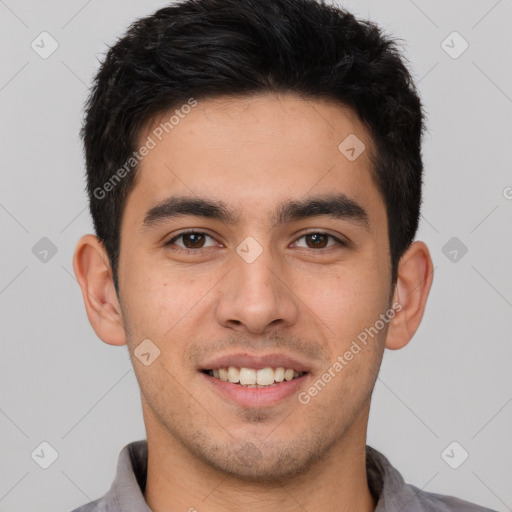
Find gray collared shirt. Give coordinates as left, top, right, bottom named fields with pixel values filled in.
left=70, top=440, right=497, bottom=512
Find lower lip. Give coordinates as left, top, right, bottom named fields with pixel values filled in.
left=200, top=372, right=309, bottom=407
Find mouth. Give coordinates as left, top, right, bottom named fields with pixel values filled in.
left=198, top=353, right=313, bottom=407
left=201, top=366, right=308, bottom=388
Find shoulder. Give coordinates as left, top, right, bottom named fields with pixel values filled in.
left=68, top=498, right=106, bottom=512
left=366, top=445, right=497, bottom=512
left=68, top=439, right=149, bottom=512
left=404, top=483, right=498, bottom=512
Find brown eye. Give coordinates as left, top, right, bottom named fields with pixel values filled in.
left=305, top=233, right=328, bottom=248
left=165, top=232, right=217, bottom=250
left=181, top=233, right=206, bottom=248
left=294, top=233, right=344, bottom=250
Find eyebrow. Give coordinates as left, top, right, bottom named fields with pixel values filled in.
left=142, top=193, right=370, bottom=231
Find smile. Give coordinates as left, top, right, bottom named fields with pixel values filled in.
left=203, top=366, right=306, bottom=387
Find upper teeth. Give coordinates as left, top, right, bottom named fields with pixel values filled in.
left=210, top=367, right=302, bottom=385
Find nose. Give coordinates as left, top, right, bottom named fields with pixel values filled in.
left=214, top=244, right=299, bottom=335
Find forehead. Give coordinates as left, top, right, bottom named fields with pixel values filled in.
left=125, top=93, right=386, bottom=229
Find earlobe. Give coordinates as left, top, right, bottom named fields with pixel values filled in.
left=385, top=241, right=434, bottom=350
left=72, top=234, right=127, bottom=346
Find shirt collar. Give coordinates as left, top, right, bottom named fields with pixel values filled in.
left=100, top=440, right=152, bottom=512
left=93, top=440, right=427, bottom=512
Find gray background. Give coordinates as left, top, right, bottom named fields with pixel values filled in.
left=0, top=0, right=511, bottom=511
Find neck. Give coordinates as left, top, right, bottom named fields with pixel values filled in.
left=143, top=408, right=376, bottom=512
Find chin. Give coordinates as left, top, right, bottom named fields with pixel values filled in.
left=196, top=438, right=324, bottom=483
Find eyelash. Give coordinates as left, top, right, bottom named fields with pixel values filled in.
left=163, top=230, right=347, bottom=252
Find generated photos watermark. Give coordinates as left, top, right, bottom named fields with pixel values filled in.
left=93, top=97, right=198, bottom=200
left=298, top=301, right=403, bottom=405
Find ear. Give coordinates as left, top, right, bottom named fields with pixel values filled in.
left=72, top=234, right=127, bottom=346
left=385, top=241, right=434, bottom=350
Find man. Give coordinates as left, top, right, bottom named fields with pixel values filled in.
left=70, top=0, right=497, bottom=510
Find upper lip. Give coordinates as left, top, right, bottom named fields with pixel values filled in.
left=200, top=353, right=312, bottom=373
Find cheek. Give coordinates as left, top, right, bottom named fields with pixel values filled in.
left=293, top=257, right=389, bottom=343
left=121, top=257, right=216, bottom=345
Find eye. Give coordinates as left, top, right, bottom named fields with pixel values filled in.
left=163, top=230, right=347, bottom=252
left=164, top=231, right=219, bottom=250
left=293, top=232, right=346, bottom=250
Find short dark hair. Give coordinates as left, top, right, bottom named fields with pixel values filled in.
left=82, top=0, right=426, bottom=294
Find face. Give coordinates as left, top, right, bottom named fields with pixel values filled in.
left=117, top=93, right=393, bottom=481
